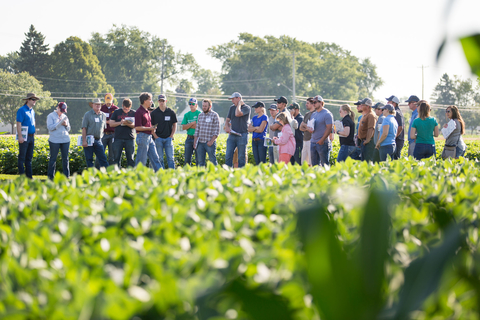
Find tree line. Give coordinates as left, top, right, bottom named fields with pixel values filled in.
left=1, top=24, right=479, bottom=134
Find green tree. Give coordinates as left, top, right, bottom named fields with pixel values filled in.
left=208, top=33, right=383, bottom=103
left=17, top=25, right=50, bottom=78
left=0, top=52, right=20, bottom=74
left=194, top=68, right=222, bottom=96
left=0, top=70, right=56, bottom=133
left=44, top=36, right=114, bottom=132
left=431, top=73, right=456, bottom=105
left=90, top=25, right=198, bottom=96
left=174, top=79, right=194, bottom=113
left=452, top=76, right=477, bottom=106
left=357, top=58, right=384, bottom=98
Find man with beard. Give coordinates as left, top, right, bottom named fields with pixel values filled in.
left=194, top=99, right=220, bottom=166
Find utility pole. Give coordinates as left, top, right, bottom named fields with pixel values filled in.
left=419, top=65, right=429, bottom=99
left=292, top=52, right=296, bottom=102
left=160, top=42, right=166, bottom=93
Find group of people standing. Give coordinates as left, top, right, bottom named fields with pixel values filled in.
left=15, top=91, right=468, bottom=179
left=16, top=92, right=220, bottom=179
left=335, top=95, right=467, bottom=162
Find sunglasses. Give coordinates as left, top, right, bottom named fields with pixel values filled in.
left=29, top=98, right=37, bottom=101
left=189, top=103, right=196, bottom=106
left=445, top=110, right=451, bottom=113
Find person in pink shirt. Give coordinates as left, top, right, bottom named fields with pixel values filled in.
left=273, top=112, right=296, bottom=164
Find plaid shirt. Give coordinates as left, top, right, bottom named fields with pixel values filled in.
left=194, top=110, right=220, bottom=143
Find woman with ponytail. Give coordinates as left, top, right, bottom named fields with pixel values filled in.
left=336, top=104, right=356, bottom=162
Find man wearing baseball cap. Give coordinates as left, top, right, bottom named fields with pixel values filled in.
left=151, top=94, right=177, bottom=169
left=405, top=95, right=420, bottom=157
left=47, top=102, right=71, bottom=179
left=97, top=93, right=118, bottom=167
left=308, top=95, right=334, bottom=166
left=372, top=102, right=385, bottom=162
left=299, top=97, right=315, bottom=165
left=274, top=96, right=288, bottom=113
left=82, top=98, right=109, bottom=168
left=357, top=98, right=377, bottom=162
left=17, top=93, right=40, bottom=178
left=109, top=98, right=136, bottom=168
left=181, top=97, right=201, bottom=166
left=287, top=102, right=304, bottom=165
left=386, top=95, right=404, bottom=159
left=224, top=92, right=251, bottom=168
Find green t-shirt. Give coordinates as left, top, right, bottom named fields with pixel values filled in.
left=181, top=110, right=201, bottom=136
left=412, top=117, right=438, bottom=144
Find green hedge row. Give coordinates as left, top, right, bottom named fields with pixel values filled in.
left=1, top=134, right=479, bottom=175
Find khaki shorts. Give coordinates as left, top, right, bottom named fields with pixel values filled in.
left=302, top=140, right=311, bottom=165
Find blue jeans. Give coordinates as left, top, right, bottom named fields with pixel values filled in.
left=113, top=138, right=135, bottom=168
left=197, top=141, right=217, bottom=166
left=393, top=138, right=404, bottom=160
left=414, top=143, right=436, bottom=160
left=225, top=133, right=248, bottom=167
left=184, top=137, right=195, bottom=166
left=135, top=132, right=161, bottom=171
left=337, top=145, right=357, bottom=162
left=290, top=143, right=302, bottom=165
left=252, top=139, right=267, bottom=165
left=48, top=141, right=70, bottom=179
left=18, top=135, right=35, bottom=178
left=96, top=133, right=115, bottom=168
left=379, top=144, right=396, bottom=161
left=155, top=137, right=175, bottom=169
left=456, top=145, right=466, bottom=158
left=311, top=141, right=331, bottom=166
left=84, top=139, right=109, bottom=168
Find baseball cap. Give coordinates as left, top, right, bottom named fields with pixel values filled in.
left=229, top=92, right=242, bottom=99
left=274, top=96, right=288, bottom=104
left=405, top=95, right=420, bottom=103
left=287, top=102, right=300, bottom=110
left=360, top=98, right=373, bottom=107
left=189, top=97, right=197, bottom=104
left=386, top=95, right=400, bottom=104
left=313, top=95, right=324, bottom=102
left=105, top=93, right=113, bottom=103
left=58, top=102, right=68, bottom=113
left=158, top=94, right=167, bottom=101
left=353, top=100, right=362, bottom=106
left=373, top=102, right=385, bottom=109
left=268, top=104, right=278, bottom=110
left=252, top=101, right=265, bottom=109
left=381, top=104, right=395, bottom=112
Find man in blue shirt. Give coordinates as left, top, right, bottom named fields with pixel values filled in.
left=16, top=93, right=39, bottom=178
left=406, top=95, right=420, bottom=157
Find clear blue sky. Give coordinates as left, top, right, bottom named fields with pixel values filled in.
left=1, top=0, right=479, bottom=103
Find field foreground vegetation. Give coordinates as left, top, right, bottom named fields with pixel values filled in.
left=0, top=159, right=480, bottom=319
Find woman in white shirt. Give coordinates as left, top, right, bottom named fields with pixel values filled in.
left=47, top=102, right=71, bottom=179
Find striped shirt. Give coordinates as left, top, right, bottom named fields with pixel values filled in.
left=194, top=110, right=220, bottom=143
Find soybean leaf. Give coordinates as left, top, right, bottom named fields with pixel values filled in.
left=358, top=189, right=393, bottom=319
left=297, top=200, right=363, bottom=320
left=460, top=34, right=480, bottom=77
left=392, top=225, right=462, bottom=320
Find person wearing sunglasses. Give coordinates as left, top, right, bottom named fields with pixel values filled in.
left=442, top=105, right=467, bottom=158
left=17, top=93, right=40, bottom=178
left=405, top=95, right=420, bottom=157
left=47, top=102, right=71, bottom=179
left=151, top=94, right=177, bottom=169
left=181, top=98, right=201, bottom=166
